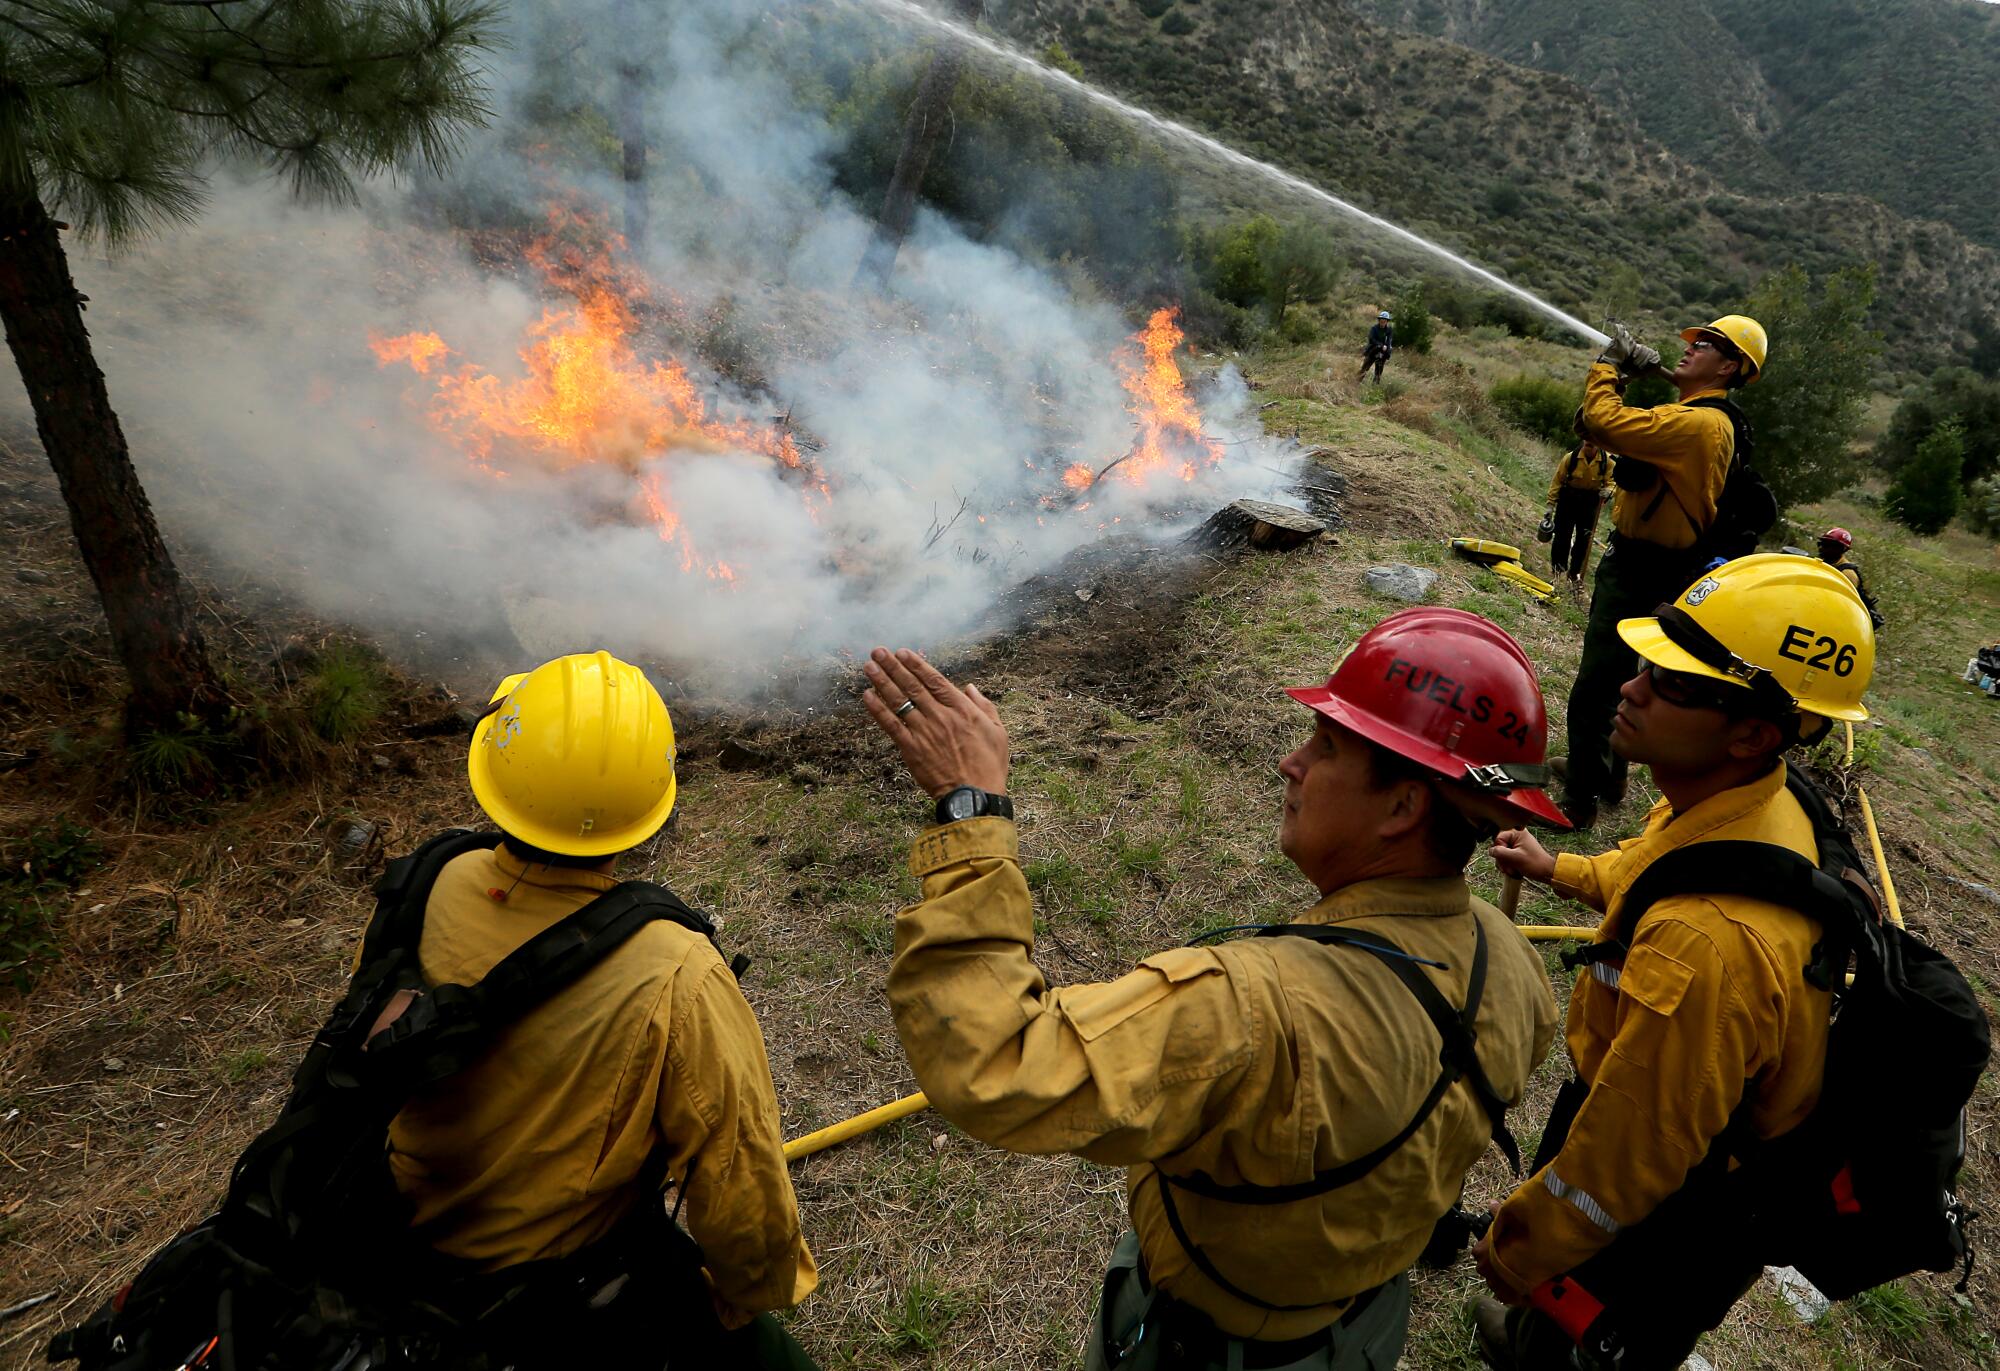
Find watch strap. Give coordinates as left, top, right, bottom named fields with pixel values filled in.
left=935, top=787, right=1014, bottom=825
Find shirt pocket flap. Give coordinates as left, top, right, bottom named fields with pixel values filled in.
left=1620, top=942, right=1695, bottom=1017
left=1061, top=947, right=1223, bottom=1043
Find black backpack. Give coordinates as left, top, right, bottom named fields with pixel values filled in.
left=48, top=830, right=728, bottom=1371
left=1576, top=768, right=1988, bottom=1300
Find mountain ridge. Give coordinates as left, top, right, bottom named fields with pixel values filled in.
left=992, top=0, right=2000, bottom=368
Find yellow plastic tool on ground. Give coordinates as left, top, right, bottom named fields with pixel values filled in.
left=1449, top=538, right=1555, bottom=601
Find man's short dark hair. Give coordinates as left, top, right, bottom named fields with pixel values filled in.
left=1718, top=340, right=1751, bottom=390
left=500, top=834, right=622, bottom=869
left=1363, top=742, right=1479, bottom=870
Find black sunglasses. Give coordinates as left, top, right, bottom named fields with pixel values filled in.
left=1646, top=663, right=1750, bottom=713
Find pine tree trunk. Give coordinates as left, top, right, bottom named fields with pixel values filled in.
left=613, top=0, right=649, bottom=252
left=0, top=189, right=229, bottom=733
left=857, top=1, right=982, bottom=288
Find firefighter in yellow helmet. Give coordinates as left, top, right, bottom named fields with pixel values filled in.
left=1552, top=313, right=1770, bottom=830
left=1472, top=556, right=1873, bottom=1370
left=386, top=652, right=820, bottom=1368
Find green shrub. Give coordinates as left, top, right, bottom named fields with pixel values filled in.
left=1490, top=374, right=1582, bottom=448
left=1964, top=473, right=2000, bottom=535
left=1159, top=8, right=1194, bottom=33
left=305, top=642, right=387, bottom=744
left=1, top=818, right=100, bottom=988
left=131, top=717, right=231, bottom=789
left=1886, top=418, right=1965, bottom=536
left=1391, top=280, right=1435, bottom=354
left=1486, top=183, right=1525, bottom=218
left=1134, top=0, right=1172, bottom=17
left=1202, top=214, right=1280, bottom=308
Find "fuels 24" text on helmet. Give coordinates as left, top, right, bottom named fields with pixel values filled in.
left=1617, top=554, right=1872, bottom=723
left=1285, top=607, right=1569, bottom=829
left=468, top=651, right=679, bottom=857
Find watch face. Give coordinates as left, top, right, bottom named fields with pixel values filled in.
left=947, top=790, right=978, bottom=821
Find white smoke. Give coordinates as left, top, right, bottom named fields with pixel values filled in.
left=28, top=0, right=1300, bottom=697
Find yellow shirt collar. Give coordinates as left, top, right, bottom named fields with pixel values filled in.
left=1297, top=874, right=1471, bottom=926
left=491, top=844, right=621, bottom=896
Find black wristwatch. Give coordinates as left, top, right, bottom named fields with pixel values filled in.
left=935, top=786, right=1014, bottom=825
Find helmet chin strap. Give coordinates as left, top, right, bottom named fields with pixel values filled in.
left=1433, top=781, right=1513, bottom=838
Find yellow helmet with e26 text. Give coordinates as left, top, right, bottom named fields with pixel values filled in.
left=1616, top=554, right=1872, bottom=723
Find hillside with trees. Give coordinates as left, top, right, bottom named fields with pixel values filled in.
left=1354, top=0, right=2000, bottom=256
left=990, top=0, right=2000, bottom=370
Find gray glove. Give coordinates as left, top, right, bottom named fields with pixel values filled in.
left=1596, top=323, right=1661, bottom=377
left=1596, top=322, right=1638, bottom=369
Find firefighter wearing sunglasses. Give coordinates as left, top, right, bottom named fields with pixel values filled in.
left=1472, top=555, right=1875, bottom=1370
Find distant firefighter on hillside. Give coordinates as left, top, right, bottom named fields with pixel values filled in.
left=1359, top=309, right=1395, bottom=383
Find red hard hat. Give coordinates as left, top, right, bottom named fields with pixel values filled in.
left=1820, top=527, right=1853, bottom=549
left=1285, top=608, right=1569, bottom=829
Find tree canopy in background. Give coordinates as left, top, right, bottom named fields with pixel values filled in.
left=0, top=0, right=496, bottom=243
left=1887, top=419, right=1965, bottom=537
left=1879, top=369, right=2000, bottom=494
left=1734, top=263, right=1880, bottom=510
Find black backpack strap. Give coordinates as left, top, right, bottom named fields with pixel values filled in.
left=364, top=882, right=719, bottom=1089
left=1153, top=918, right=1519, bottom=1312
left=1595, top=771, right=1876, bottom=988
left=1685, top=395, right=1753, bottom=459
left=358, top=829, right=503, bottom=972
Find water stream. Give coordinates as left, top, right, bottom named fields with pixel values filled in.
left=849, top=0, right=1609, bottom=347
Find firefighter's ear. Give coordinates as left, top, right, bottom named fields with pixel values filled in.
left=1726, top=715, right=1786, bottom=763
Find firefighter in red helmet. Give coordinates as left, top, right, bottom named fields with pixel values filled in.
left=859, top=610, right=1564, bottom=1371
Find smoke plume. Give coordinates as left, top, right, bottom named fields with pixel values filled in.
left=20, top=0, right=1300, bottom=698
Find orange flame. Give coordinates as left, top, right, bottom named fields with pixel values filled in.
left=372, top=202, right=818, bottom=579
left=1062, top=463, right=1096, bottom=491
left=369, top=329, right=451, bottom=374
left=1110, top=307, right=1223, bottom=485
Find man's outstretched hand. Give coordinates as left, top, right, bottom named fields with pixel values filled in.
left=862, top=647, right=1010, bottom=801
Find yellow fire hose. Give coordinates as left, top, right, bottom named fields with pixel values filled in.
left=782, top=879, right=1592, bottom=1164
left=1845, top=722, right=1904, bottom=928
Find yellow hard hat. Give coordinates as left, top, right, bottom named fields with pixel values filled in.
left=467, top=651, right=678, bottom=856
left=1680, top=314, right=1768, bottom=384
left=1617, top=554, right=1871, bottom=722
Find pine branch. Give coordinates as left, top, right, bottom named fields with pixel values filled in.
left=0, top=0, right=498, bottom=240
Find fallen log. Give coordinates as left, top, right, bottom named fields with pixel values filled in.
left=1188, top=499, right=1328, bottom=552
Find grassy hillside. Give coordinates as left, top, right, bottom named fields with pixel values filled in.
left=1357, top=0, right=2000, bottom=255
left=3, top=303, right=1996, bottom=1368
left=990, top=0, right=2000, bottom=367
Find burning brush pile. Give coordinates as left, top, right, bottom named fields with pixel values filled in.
left=54, top=174, right=1310, bottom=703
left=368, top=202, right=1256, bottom=579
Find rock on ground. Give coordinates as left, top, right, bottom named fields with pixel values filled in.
left=1362, top=564, right=1438, bottom=602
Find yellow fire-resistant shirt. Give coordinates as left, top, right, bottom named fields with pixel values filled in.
left=383, top=846, right=818, bottom=1315
left=888, top=818, right=1558, bottom=1341
left=1579, top=363, right=1734, bottom=550
left=1486, top=763, right=1832, bottom=1294
left=1545, top=443, right=1612, bottom=504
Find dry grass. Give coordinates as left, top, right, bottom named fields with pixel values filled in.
left=3, top=334, right=1997, bottom=1371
